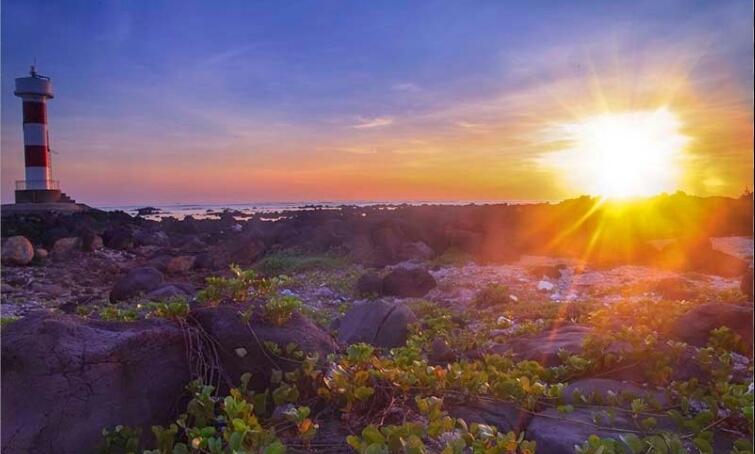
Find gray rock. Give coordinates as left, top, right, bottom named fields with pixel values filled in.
left=670, top=303, right=753, bottom=354
left=1, top=236, right=34, bottom=266
left=491, top=325, right=592, bottom=366
left=356, top=272, right=383, bottom=296
left=146, top=283, right=194, bottom=301
left=447, top=398, right=530, bottom=434
left=382, top=266, right=437, bottom=298
left=338, top=300, right=417, bottom=348
left=190, top=305, right=336, bottom=390
left=110, top=267, right=164, bottom=302
left=51, top=237, right=82, bottom=259
left=0, top=313, right=190, bottom=453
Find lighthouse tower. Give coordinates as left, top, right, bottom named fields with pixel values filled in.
left=13, top=66, right=73, bottom=204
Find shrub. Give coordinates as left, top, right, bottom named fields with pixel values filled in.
left=255, top=250, right=348, bottom=276
left=263, top=295, right=302, bottom=326
left=474, top=284, right=511, bottom=308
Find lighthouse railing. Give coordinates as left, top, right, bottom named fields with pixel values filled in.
left=15, top=180, right=60, bottom=191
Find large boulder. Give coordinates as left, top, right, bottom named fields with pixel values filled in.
left=190, top=305, right=336, bottom=390
left=491, top=325, right=592, bottom=367
left=527, top=406, right=735, bottom=454
left=166, top=255, right=196, bottom=274
left=1, top=236, right=34, bottom=266
left=382, top=266, right=437, bottom=298
left=109, top=267, right=164, bottom=302
left=657, top=238, right=748, bottom=277
left=338, top=300, right=417, bottom=348
left=51, top=236, right=82, bottom=259
left=356, top=272, right=384, bottom=296
left=447, top=398, right=530, bottom=434
left=669, top=303, right=753, bottom=353
left=1, top=313, right=190, bottom=454
left=103, top=226, right=134, bottom=251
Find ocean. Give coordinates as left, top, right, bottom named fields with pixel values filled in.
left=98, top=200, right=541, bottom=221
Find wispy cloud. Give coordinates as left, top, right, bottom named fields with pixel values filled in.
left=392, top=82, right=421, bottom=93
left=352, top=116, right=394, bottom=129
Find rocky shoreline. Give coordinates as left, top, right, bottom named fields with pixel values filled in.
left=1, top=195, right=753, bottom=453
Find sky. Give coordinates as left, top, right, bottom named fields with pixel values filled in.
left=1, top=0, right=752, bottom=206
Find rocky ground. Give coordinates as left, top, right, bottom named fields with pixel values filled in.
left=1, top=199, right=753, bottom=453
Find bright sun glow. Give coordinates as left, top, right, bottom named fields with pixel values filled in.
left=543, top=108, right=689, bottom=198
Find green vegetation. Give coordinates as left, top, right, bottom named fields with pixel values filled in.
left=99, top=266, right=753, bottom=454
left=254, top=249, right=349, bottom=276
left=0, top=316, right=19, bottom=328
left=262, top=295, right=302, bottom=326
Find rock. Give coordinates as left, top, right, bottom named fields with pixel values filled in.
left=166, top=255, right=196, bottom=274
left=529, top=264, right=566, bottom=279
left=1, top=313, right=190, bottom=453
left=492, top=325, right=592, bottom=367
left=51, top=236, right=82, bottom=258
left=190, top=305, right=336, bottom=390
left=146, top=283, right=195, bottom=301
left=447, top=398, right=530, bottom=434
left=653, top=277, right=694, bottom=300
left=669, top=303, right=753, bottom=353
left=741, top=268, right=753, bottom=300
left=31, top=283, right=66, bottom=297
left=79, top=229, right=103, bottom=252
left=1, top=236, right=34, bottom=266
left=398, top=241, right=434, bottom=261
left=103, top=226, right=134, bottom=250
left=536, top=280, right=555, bottom=292
left=356, top=272, right=384, bottom=296
left=382, top=266, right=437, bottom=298
left=562, top=378, right=669, bottom=408
left=34, top=247, right=49, bottom=260
left=428, top=338, right=455, bottom=363
left=527, top=406, right=736, bottom=454
left=657, top=238, right=748, bottom=277
left=110, top=267, right=164, bottom=302
left=338, top=300, right=417, bottom=348
left=136, top=206, right=161, bottom=216
left=133, top=230, right=170, bottom=248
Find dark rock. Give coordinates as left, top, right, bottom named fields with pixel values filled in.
left=51, top=237, right=82, bottom=259
left=136, top=206, right=161, bottom=216
left=0, top=313, right=189, bottom=454
left=447, top=398, right=530, bottom=434
left=190, top=305, right=336, bottom=390
left=428, top=338, right=455, bottom=363
left=337, top=300, right=417, bottom=348
left=657, top=238, right=748, bottom=277
left=1, top=236, right=35, bottom=266
left=653, top=277, right=695, bottom=300
left=110, top=267, right=164, bottom=302
left=741, top=268, right=753, bottom=300
left=382, top=266, right=437, bottom=298
left=133, top=229, right=170, bottom=247
left=669, top=303, right=753, bottom=353
left=356, top=272, right=384, bottom=296
left=528, top=264, right=567, bottom=279
left=397, top=241, right=434, bottom=261
left=103, top=226, right=134, bottom=250
left=491, top=325, right=592, bottom=367
left=146, top=283, right=195, bottom=301
left=562, top=378, right=669, bottom=408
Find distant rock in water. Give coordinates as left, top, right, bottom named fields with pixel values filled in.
left=135, top=206, right=162, bottom=216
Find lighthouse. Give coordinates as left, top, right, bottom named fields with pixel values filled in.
left=13, top=66, right=74, bottom=204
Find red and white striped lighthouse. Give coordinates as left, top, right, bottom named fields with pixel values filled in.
left=14, top=65, right=55, bottom=190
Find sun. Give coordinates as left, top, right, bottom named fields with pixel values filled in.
left=542, top=108, right=689, bottom=198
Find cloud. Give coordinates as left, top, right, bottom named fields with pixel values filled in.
left=391, top=82, right=421, bottom=92
left=352, top=116, right=394, bottom=129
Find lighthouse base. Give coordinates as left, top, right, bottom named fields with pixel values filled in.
left=15, top=189, right=68, bottom=204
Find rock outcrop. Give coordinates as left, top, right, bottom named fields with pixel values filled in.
left=1, top=313, right=190, bottom=454
left=1, top=236, right=35, bottom=266
left=338, top=300, right=417, bottom=348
